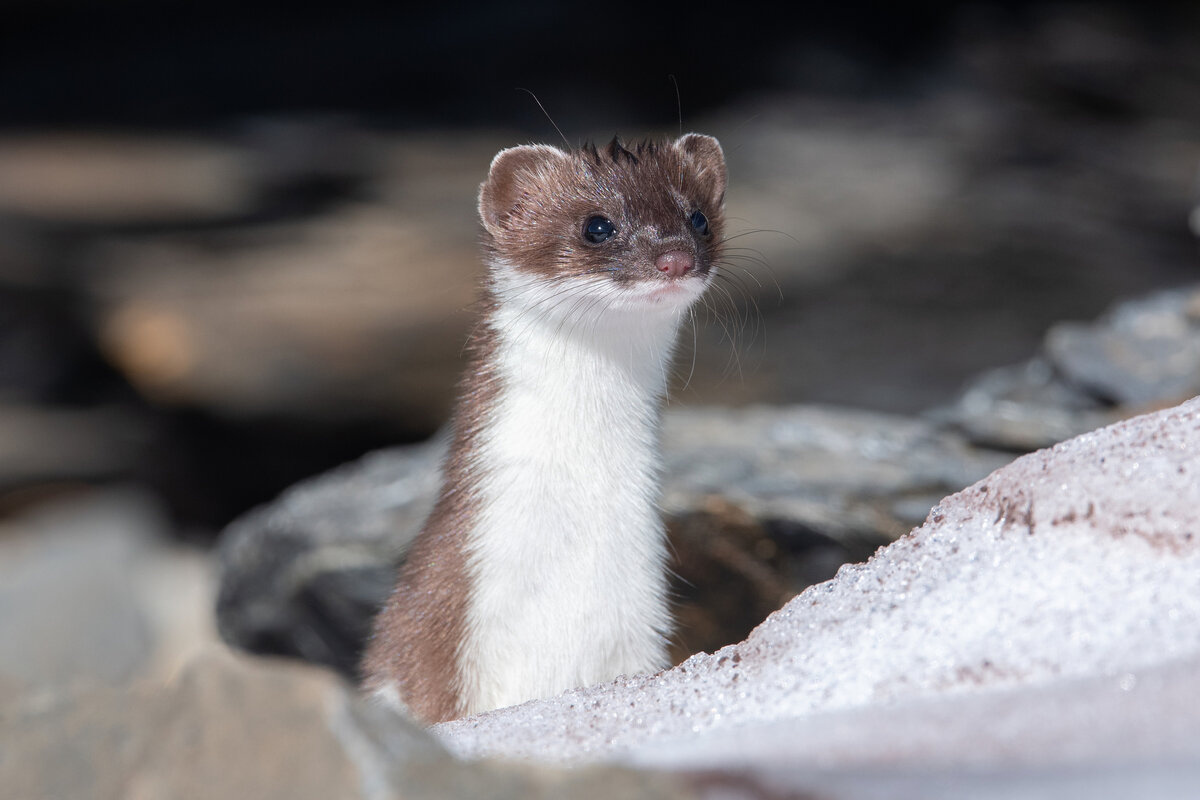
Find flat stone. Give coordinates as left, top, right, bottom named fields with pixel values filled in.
left=662, top=405, right=1011, bottom=541
left=0, top=133, right=255, bottom=224
left=1045, top=287, right=1200, bottom=407
left=0, top=488, right=215, bottom=696
left=934, top=286, right=1200, bottom=451
left=86, top=203, right=477, bottom=426
left=76, top=133, right=498, bottom=427
left=1, top=646, right=695, bottom=800
left=931, top=358, right=1117, bottom=451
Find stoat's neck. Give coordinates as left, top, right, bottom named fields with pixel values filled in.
left=490, top=290, right=686, bottom=402
left=453, top=277, right=685, bottom=716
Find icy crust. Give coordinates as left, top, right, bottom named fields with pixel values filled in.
left=435, top=397, right=1200, bottom=764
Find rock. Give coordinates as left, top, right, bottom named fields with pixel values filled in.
left=930, top=358, right=1117, bottom=451
left=215, top=441, right=443, bottom=676
left=0, top=133, right=256, bottom=224
left=679, top=759, right=1200, bottom=800
left=1, top=646, right=695, bottom=800
left=76, top=133, right=504, bottom=428
left=934, top=284, right=1200, bottom=450
left=85, top=201, right=478, bottom=427
left=722, top=113, right=961, bottom=280
left=0, top=486, right=692, bottom=799
left=0, top=487, right=216, bottom=697
left=1045, top=286, right=1200, bottom=407
left=661, top=405, right=1010, bottom=539
left=215, top=405, right=1010, bottom=675
left=435, top=397, right=1200, bottom=778
left=708, top=66, right=1200, bottom=414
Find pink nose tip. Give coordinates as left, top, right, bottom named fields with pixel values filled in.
left=655, top=250, right=694, bottom=278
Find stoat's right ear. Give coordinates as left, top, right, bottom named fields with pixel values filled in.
left=675, top=133, right=726, bottom=208
left=478, top=144, right=567, bottom=237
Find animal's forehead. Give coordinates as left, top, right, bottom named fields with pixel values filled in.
left=552, top=149, right=701, bottom=216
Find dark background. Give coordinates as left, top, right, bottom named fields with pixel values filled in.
left=4, top=2, right=981, bottom=128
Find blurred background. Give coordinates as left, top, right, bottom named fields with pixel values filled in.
left=2, top=1, right=1198, bottom=534
left=4, top=4, right=1200, bottom=793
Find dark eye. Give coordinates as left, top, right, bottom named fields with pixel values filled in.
left=583, top=215, right=616, bottom=243
left=689, top=210, right=709, bottom=235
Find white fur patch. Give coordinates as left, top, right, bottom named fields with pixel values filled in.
left=455, top=265, right=707, bottom=715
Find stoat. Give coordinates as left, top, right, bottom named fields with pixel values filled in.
left=362, top=133, right=727, bottom=723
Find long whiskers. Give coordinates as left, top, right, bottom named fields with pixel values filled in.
left=686, top=233, right=777, bottom=385
left=516, top=88, right=570, bottom=149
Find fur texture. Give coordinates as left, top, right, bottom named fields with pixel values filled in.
left=364, top=133, right=727, bottom=722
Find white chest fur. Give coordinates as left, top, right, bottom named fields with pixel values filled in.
left=455, top=278, right=686, bottom=715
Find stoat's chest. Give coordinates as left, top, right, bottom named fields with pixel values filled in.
left=454, top=307, right=677, bottom=714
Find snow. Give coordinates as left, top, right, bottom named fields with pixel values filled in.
left=434, top=397, right=1200, bottom=772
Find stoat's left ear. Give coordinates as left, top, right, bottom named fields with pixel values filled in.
left=478, top=144, right=568, bottom=237
left=675, top=133, right=726, bottom=207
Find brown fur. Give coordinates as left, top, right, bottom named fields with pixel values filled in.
left=362, top=134, right=726, bottom=724
left=361, top=306, right=500, bottom=723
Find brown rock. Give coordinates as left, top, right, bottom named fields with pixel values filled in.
left=2, top=647, right=696, bottom=800
left=88, top=202, right=477, bottom=427
left=0, top=133, right=255, bottom=224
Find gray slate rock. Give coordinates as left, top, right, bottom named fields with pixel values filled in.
left=215, top=441, right=442, bottom=675
left=934, top=284, right=1200, bottom=450
left=1046, top=286, right=1200, bottom=407
left=931, top=357, right=1117, bottom=451
left=662, top=404, right=1010, bottom=539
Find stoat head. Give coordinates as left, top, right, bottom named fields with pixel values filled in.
left=478, top=133, right=726, bottom=316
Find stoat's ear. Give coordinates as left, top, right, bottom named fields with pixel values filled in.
left=478, top=144, right=567, bottom=237
left=675, top=133, right=727, bottom=207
